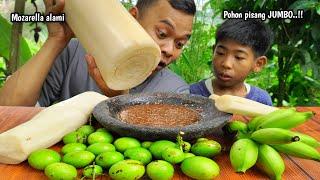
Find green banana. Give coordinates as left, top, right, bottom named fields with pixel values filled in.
left=247, top=115, right=265, bottom=131
left=226, top=120, right=248, bottom=133
left=257, top=111, right=313, bottom=130
left=272, top=142, right=320, bottom=161
left=293, top=132, right=320, bottom=148
left=251, top=128, right=300, bottom=144
left=235, top=131, right=251, bottom=140
left=256, top=144, right=285, bottom=180
left=230, top=138, right=258, bottom=173
left=247, top=108, right=296, bottom=131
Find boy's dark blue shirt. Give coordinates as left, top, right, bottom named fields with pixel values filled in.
left=190, top=79, right=273, bottom=106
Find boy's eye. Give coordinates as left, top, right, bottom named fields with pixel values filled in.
left=235, top=56, right=245, bottom=60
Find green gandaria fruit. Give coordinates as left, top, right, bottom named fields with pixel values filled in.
left=183, top=153, right=195, bottom=160
left=114, top=137, right=141, bottom=153
left=96, top=128, right=108, bottom=133
left=63, top=131, right=86, bottom=144
left=181, top=156, right=220, bottom=180
left=109, top=160, right=145, bottom=180
left=83, top=165, right=103, bottom=178
left=45, top=162, right=77, bottom=180
left=77, top=125, right=95, bottom=137
left=61, top=143, right=87, bottom=155
left=124, top=147, right=152, bottom=165
left=149, top=140, right=176, bottom=159
left=162, top=147, right=185, bottom=164
left=28, top=149, right=61, bottom=170
left=62, top=151, right=95, bottom=168
left=86, top=142, right=115, bottom=156
left=191, top=140, right=221, bottom=158
left=95, top=151, right=124, bottom=168
left=87, top=131, right=113, bottom=144
left=147, top=160, right=174, bottom=180
left=142, top=141, right=153, bottom=149
left=196, top=138, right=209, bottom=142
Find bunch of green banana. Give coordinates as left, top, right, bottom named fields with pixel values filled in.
left=226, top=108, right=319, bottom=179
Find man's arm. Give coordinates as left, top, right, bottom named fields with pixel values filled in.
left=0, top=39, right=68, bottom=106
left=0, top=0, right=73, bottom=106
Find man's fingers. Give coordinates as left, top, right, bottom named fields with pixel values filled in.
left=43, top=0, right=53, bottom=8
left=51, top=0, right=65, bottom=14
left=85, top=54, right=97, bottom=69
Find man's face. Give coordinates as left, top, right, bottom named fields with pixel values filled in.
left=133, top=0, right=194, bottom=72
left=213, top=39, right=257, bottom=87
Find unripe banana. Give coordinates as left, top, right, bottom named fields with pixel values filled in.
left=230, top=138, right=258, bottom=173
left=257, top=111, right=313, bottom=129
left=251, top=128, right=300, bottom=144
left=256, top=144, right=285, bottom=180
left=293, top=132, right=320, bottom=148
left=272, top=142, right=320, bottom=161
left=235, top=131, right=251, bottom=140
left=247, top=116, right=265, bottom=131
left=248, top=108, right=295, bottom=131
left=226, top=120, right=248, bottom=133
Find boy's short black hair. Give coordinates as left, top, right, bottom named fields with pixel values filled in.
left=136, top=0, right=196, bottom=16
left=216, top=19, right=273, bottom=57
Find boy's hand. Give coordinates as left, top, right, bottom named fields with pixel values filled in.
left=85, top=54, right=128, bottom=97
left=44, top=0, right=74, bottom=44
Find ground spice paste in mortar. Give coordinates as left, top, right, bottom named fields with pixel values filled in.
left=119, top=104, right=200, bottom=127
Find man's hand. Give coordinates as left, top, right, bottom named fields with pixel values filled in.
left=44, top=0, right=73, bottom=44
left=85, top=54, right=128, bottom=97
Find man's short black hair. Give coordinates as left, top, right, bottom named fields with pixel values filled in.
left=136, top=0, right=196, bottom=16
left=216, top=19, right=273, bottom=57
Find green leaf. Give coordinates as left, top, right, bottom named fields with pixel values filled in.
left=289, top=0, right=318, bottom=11
left=0, top=14, right=33, bottom=67
left=317, top=4, right=320, bottom=15
left=254, top=0, right=267, bottom=10
left=311, top=23, right=320, bottom=41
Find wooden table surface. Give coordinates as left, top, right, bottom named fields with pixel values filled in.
left=0, top=106, right=319, bottom=180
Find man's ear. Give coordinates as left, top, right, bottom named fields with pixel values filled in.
left=129, top=7, right=139, bottom=19
left=253, top=56, right=267, bottom=72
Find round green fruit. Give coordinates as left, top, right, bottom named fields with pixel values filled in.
left=28, top=149, right=61, bottom=170
left=87, top=142, right=115, bottom=156
left=147, top=160, right=174, bottom=180
left=124, top=147, right=152, bottom=165
left=191, top=140, right=221, bottom=158
left=149, top=140, right=176, bottom=159
left=44, top=162, right=77, bottom=180
left=61, top=143, right=87, bottom=155
left=95, top=151, right=124, bottom=169
left=62, top=151, right=95, bottom=168
left=181, top=156, right=220, bottom=180
left=114, top=137, right=141, bottom=153
left=109, top=160, right=145, bottom=180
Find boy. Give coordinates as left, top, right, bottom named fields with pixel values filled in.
left=190, top=19, right=273, bottom=106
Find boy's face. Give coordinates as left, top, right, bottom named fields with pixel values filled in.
left=213, top=39, right=266, bottom=87
left=130, top=0, right=194, bottom=72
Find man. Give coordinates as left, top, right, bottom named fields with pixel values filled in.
left=0, top=0, right=196, bottom=106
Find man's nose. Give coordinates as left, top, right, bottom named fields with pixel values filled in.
left=161, top=40, right=174, bottom=62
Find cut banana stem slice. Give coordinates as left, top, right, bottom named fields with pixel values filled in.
left=209, top=94, right=278, bottom=117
